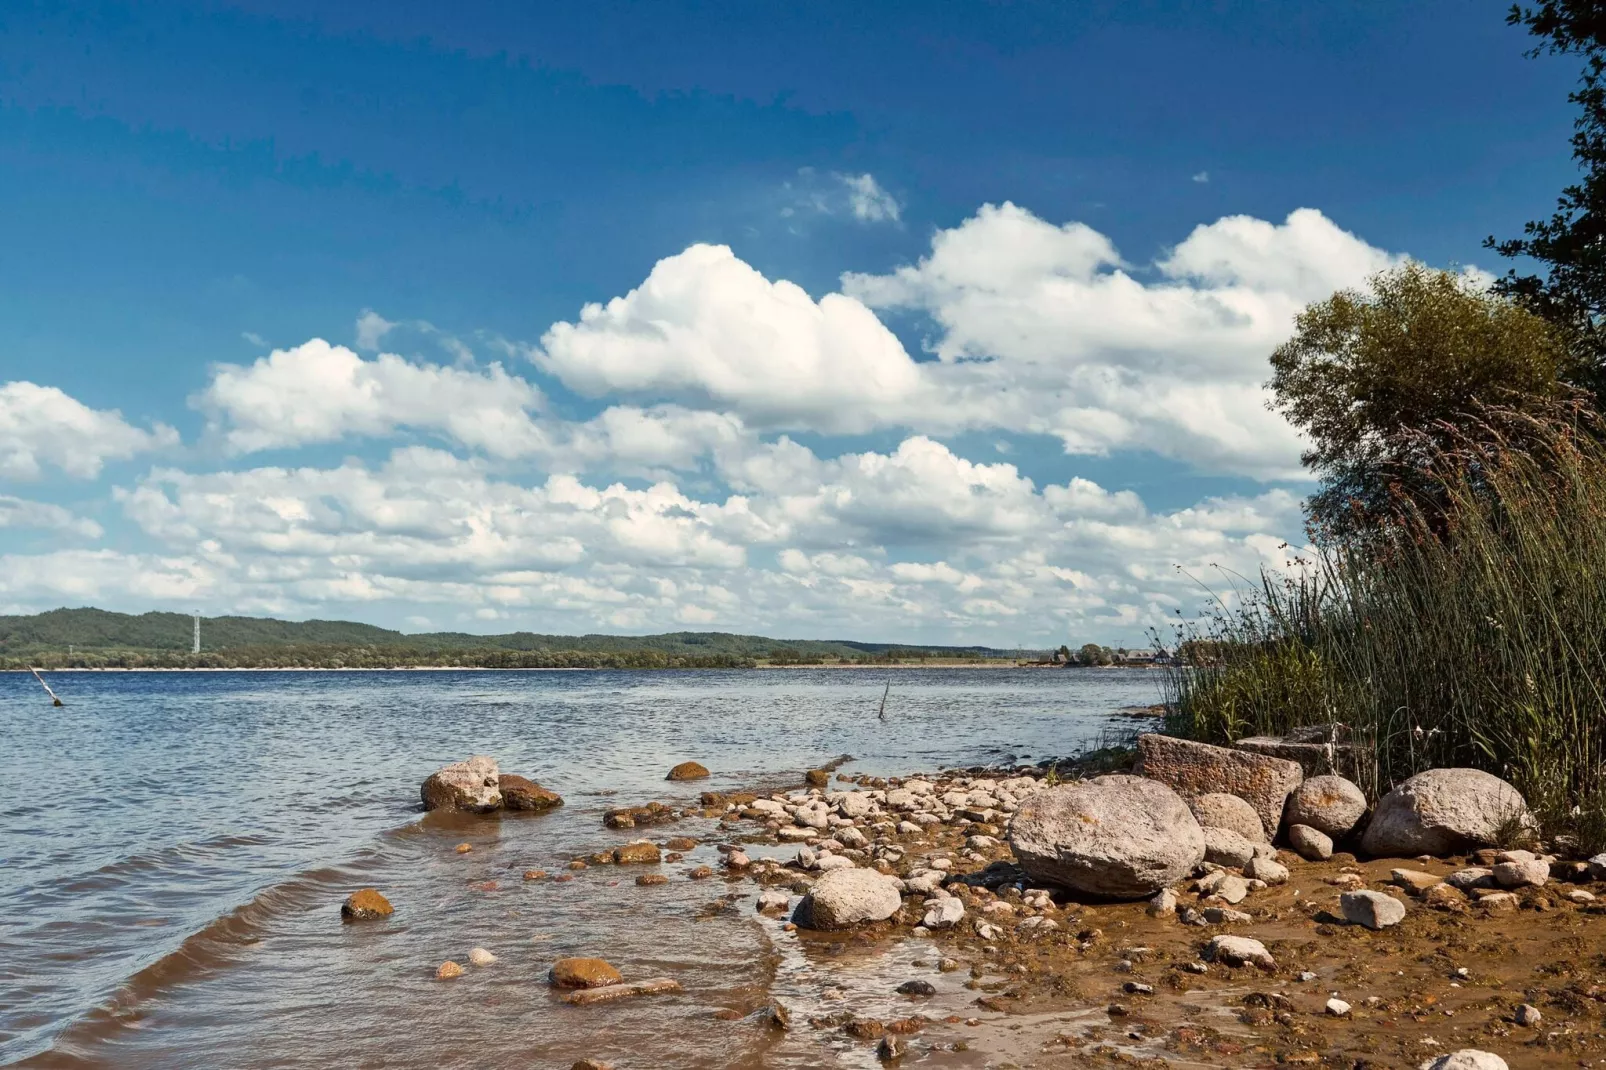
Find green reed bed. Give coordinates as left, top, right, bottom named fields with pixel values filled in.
left=1166, top=419, right=1606, bottom=851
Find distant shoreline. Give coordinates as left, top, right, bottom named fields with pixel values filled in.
left=5, top=661, right=1160, bottom=673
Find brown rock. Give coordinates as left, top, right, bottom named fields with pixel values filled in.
left=1423, top=882, right=1466, bottom=911
left=499, top=774, right=564, bottom=812
left=699, top=791, right=758, bottom=807
left=571, top=1061, right=614, bottom=1070
left=845, top=1017, right=886, bottom=1039
left=805, top=769, right=831, bottom=787
left=1390, top=868, right=1444, bottom=896
left=667, top=761, right=711, bottom=781
left=665, top=837, right=698, bottom=851
left=437, top=960, right=464, bottom=980
left=340, top=888, right=394, bottom=921
left=603, top=801, right=678, bottom=829
left=614, top=841, right=663, bottom=865
left=688, top=865, right=713, bottom=880
left=1136, top=734, right=1303, bottom=839
left=549, top=957, right=624, bottom=988
left=523, top=869, right=548, bottom=881
left=564, top=977, right=682, bottom=1004
left=636, top=873, right=669, bottom=886
left=454, top=843, right=472, bottom=854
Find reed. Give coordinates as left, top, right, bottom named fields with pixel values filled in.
left=1165, top=413, right=1606, bottom=850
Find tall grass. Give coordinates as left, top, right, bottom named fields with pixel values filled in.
left=1165, top=414, right=1606, bottom=851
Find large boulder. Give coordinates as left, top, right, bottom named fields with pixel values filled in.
left=421, top=756, right=502, bottom=812
left=1284, top=775, right=1367, bottom=838
left=500, top=774, right=563, bottom=812
left=1007, top=774, right=1205, bottom=899
left=1136, top=734, right=1303, bottom=840
left=1190, top=793, right=1266, bottom=842
left=793, top=868, right=904, bottom=930
left=666, top=761, right=710, bottom=781
left=1360, top=769, right=1533, bottom=858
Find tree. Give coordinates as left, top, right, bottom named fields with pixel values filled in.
left=1489, top=2, right=1606, bottom=387
left=1268, top=264, right=1573, bottom=535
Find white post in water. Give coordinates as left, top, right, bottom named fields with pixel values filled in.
left=193, top=612, right=200, bottom=654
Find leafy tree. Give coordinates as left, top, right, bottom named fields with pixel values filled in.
left=1489, top=2, right=1606, bottom=385
left=1268, top=264, right=1574, bottom=535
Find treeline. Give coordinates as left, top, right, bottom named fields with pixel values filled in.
left=6, top=644, right=755, bottom=670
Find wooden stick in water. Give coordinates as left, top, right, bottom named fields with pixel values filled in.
left=878, top=681, right=890, bottom=721
left=30, top=667, right=64, bottom=707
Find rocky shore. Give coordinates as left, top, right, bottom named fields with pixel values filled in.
left=365, top=737, right=1606, bottom=1068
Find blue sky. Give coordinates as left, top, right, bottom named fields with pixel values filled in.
left=0, top=0, right=1582, bottom=645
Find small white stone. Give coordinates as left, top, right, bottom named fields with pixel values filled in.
left=467, top=947, right=496, bottom=967
left=1325, top=997, right=1351, bottom=1017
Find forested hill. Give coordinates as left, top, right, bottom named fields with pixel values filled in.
left=0, top=607, right=1020, bottom=669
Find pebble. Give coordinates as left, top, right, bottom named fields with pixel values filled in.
left=1325, top=998, right=1351, bottom=1017
left=437, top=960, right=464, bottom=980
left=1122, top=982, right=1153, bottom=995
left=1515, top=1003, right=1542, bottom=1026
left=636, top=873, right=669, bottom=886
left=1205, top=934, right=1275, bottom=969
left=468, top=947, right=495, bottom=967
left=522, top=870, right=548, bottom=881
left=688, top=865, right=713, bottom=880
left=896, top=979, right=936, bottom=996
left=454, top=843, right=472, bottom=854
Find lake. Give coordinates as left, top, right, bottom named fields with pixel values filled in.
left=0, top=667, right=1162, bottom=1068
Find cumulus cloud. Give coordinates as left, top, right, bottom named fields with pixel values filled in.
left=536, top=244, right=922, bottom=431
left=195, top=339, right=550, bottom=456
left=0, top=382, right=177, bottom=480
left=0, top=496, right=103, bottom=538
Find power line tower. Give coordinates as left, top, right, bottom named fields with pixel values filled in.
left=193, top=612, right=201, bottom=654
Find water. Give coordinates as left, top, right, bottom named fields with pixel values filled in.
left=0, top=667, right=1161, bottom=1068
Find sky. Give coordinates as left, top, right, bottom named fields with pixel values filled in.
left=0, top=0, right=1585, bottom=646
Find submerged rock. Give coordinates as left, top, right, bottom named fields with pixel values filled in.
left=1136, top=734, right=1303, bottom=838
left=468, top=947, right=496, bottom=967
left=499, top=774, right=564, bottom=811
left=793, top=868, right=903, bottom=930
left=1361, top=768, right=1533, bottom=857
left=549, top=957, right=624, bottom=988
left=1008, top=774, right=1204, bottom=898
left=564, top=978, right=682, bottom=1004
left=421, top=756, right=502, bottom=812
left=613, top=841, right=662, bottom=865
left=666, top=761, right=710, bottom=781
left=1284, top=775, right=1367, bottom=838
left=340, top=888, right=394, bottom=921
left=437, top=960, right=464, bottom=980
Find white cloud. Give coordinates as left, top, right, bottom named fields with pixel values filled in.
left=195, top=339, right=550, bottom=456
left=536, top=244, right=922, bottom=432
left=355, top=309, right=396, bottom=351
left=1192, top=171, right=1210, bottom=184
left=839, top=173, right=901, bottom=223
left=0, top=382, right=178, bottom=480
left=0, top=496, right=103, bottom=538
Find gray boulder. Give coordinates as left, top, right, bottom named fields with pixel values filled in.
left=1190, top=792, right=1266, bottom=843
left=1418, top=1052, right=1509, bottom=1070
left=1204, top=934, right=1275, bottom=969
left=1008, top=774, right=1204, bottom=899
left=1201, top=826, right=1257, bottom=868
left=421, top=756, right=502, bottom=812
left=1360, top=769, right=1533, bottom=858
left=1284, top=775, right=1368, bottom=838
left=1136, top=734, right=1302, bottom=839
left=1341, top=889, right=1406, bottom=930
left=793, top=868, right=903, bottom=930
left=1288, top=823, right=1334, bottom=861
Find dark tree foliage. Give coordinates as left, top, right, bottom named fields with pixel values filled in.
left=1489, top=2, right=1606, bottom=390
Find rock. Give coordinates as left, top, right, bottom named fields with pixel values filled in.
left=1190, top=793, right=1267, bottom=842
left=1418, top=1053, right=1509, bottom=1070
left=805, top=769, right=831, bottom=787
left=564, top=978, right=683, bottom=1005
left=572, top=1061, right=614, bottom=1070
left=1210, top=874, right=1250, bottom=904
left=1234, top=729, right=1357, bottom=776
left=523, top=870, right=548, bottom=881
left=1341, top=889, right=1406, bottom=929
left=636, top=873, right=668, bottom=886
left=793, top=868, right=903, bottom=930
left=1204, top=934, right=1275, bottom=969
left=340, top=888, right=393, bottom=921
left=603, top=801, right=677, bottom=829
left=1390, top=869, right=1444, bottom=895
left=613, top=841, right=662, bottom=865
left=1202, top=826, right=1257, bottom=868
left=1326, top=998, right=1351, bottom=1017
left=815, top=854, right=855, bottom=872
left=468, top=947, right=495, bottom=966
left=437, top=960, right=464, bottom=980
left=1493, top=858, right=1549, bottom=888
left=667, top=761, right=710, bottom=781
left=1515, top=1003, right=1542, bottom=1026
left=688, top=865, right=713, bottom=880
left=549, top=958, right=624, bottom=988
left=1147, top=888, right=1177, bottom=916
left=759, top=1000, right=791, bottom=1029
left=922, top=897, right=965, bottom=929
left=757, top=889, right=791, bottom=912
left=1478, top=891, right=1520, bottom=913
left=1288, top=824, right=1334, bottom=861
left=1423, top=883, right=1466, bottom=911
left=1360, top=769, right=1533, bottom=857
left=1007, top=774, right=1205, bottom=899
left=837, top=793, right=874, bottom=819
left=1563, top=887, right=1596, bottom=903
left=1445, top=867, right=1494, bottom=890
left=1285, top=775, right=1367, bottom=838
left=1136, top=733, right=1303, bottom=837
left=1244, top=856, right=1289, bottom=885
left=896, top=980, right=936, bottom=996
left=876, top=1035, right=907, bottom=1063
left=499, top=773, right=563, bottom=812
left=1588, top=852, right=1606, bottom=880
left=1203, top=906, right=1252, bottom=924
left=421, top=756, right=502, bottom=812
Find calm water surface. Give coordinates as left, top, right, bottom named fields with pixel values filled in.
left=0, top=667, right=1161, bottom=1068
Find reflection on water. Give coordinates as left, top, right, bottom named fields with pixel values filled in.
left=0, top=667, right=1160, bottom=1068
